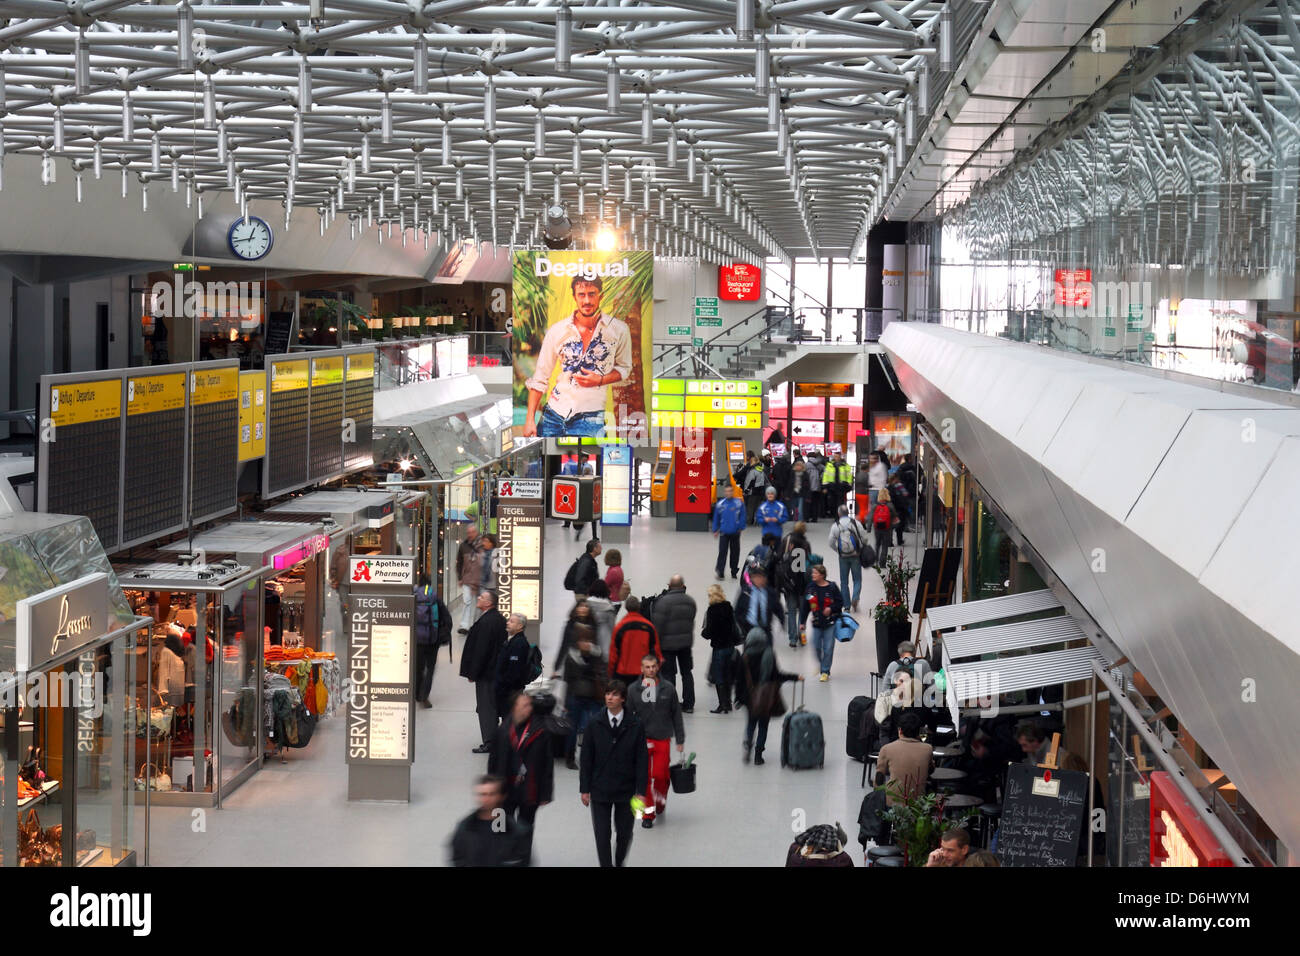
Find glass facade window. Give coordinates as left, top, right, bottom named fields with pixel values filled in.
left=930, top=0, right=1300, bottom=399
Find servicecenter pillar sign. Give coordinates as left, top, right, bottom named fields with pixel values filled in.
left=495, top=478, right=545, bottom=622
left=346, top=555, right=416, bottom=802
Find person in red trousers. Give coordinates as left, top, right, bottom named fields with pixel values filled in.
left=626, top=655, right=685, bottom=829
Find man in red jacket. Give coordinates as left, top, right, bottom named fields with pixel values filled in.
left=609, top=596, right=662, bottom=686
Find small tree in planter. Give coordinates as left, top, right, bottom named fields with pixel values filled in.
left=872, top=552, right=918, bottom=674
left=880, top=789, right=977, bottom=866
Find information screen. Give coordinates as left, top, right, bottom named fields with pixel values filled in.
left=42, top=377, right=123, bottom=551
left=189, top=365, right=239, bottom=523
left=308, top=356, right=344, bottom=481
left=343, top=352, right=374, bottom=472
left=122, top=371, right=187, bottom=546
left=265, top=358, right=311, bottom=497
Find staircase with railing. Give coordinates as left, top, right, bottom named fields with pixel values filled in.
left=653, top=302, right=906, bottom=381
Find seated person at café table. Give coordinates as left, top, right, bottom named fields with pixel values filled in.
left=875, top=712, right=934, bottom=805
left=925, top=827, right=972, bottom=867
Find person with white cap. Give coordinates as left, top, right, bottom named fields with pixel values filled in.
left=755, top=486, right=789, bottom=542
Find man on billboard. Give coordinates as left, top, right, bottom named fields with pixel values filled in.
left=522, top=274, right=633, bottom=438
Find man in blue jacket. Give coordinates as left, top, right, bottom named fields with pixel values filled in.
left=755, top=486, right=789, bottom=541
left=712, top=483, right=747, bottom=581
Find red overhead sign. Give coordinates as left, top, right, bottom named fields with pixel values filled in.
left=1054, top=268, right=1092, bottom=307
left=719, top=263, right=762, bottom=301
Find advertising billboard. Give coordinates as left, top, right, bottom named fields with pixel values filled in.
left=512, top=249, right=653, bottom=441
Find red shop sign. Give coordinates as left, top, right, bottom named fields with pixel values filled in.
left=719, top=263, right=762, bottom=301
left=673, top=429, right=713, bottom=514
left=1148, top=771, right=1235, bottom=867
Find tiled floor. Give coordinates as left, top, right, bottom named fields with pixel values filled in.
left=148, top=514, right=925, bottom=866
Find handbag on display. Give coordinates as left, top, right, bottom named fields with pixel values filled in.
left=835, top=613, right=860, bottom=643
left=134, top=763, right=172, bottom=792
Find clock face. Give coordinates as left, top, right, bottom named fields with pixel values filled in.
left=228, top=217, right=272, bottom=260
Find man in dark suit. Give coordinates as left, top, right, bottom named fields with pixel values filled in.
left=460, top=590, right=508, bottom=754
left=579, top=680, right=649, bottom=867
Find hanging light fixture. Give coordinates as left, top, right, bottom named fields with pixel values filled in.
left=441, top=119, right=451, bottom=166
left=601, top=154, right=609, bottom=191
left=75, top=30, right=90, bottom=94
left=607, top=60, right=621, bottom=111
left=203, top=76, right=216, bottom=129
left=53, top=108, right=65, bottom=153
left=667, top=125, right=678, bottom=166
left=414, top=33, right=428, bottom=95
left=572, top=132, right=582, bottom=175
left=555, top=2, right=573, bottom=73
left=688, top=144, right=696, bottom=182
left=918, top=62, right=931, bottom=114
left=381, top=93, right=393, bottom=143
left=122, top=92, right=134, bottom=142
left=362, top=131, right=372, bottom=172
left=736, top=0, right=753, bottom=41
left=756, top=34, right=769, bottom=94
left=534, top=109, right=545, bottom=155
left=484, top=78, right=496, bottom=133
left=641, top=97, right=653, bottom=145
left=299, top=58, right=312, bottom=111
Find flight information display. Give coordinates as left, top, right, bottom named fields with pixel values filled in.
left=40, top=376, right=123, bottom=551
left=264, top=358, right=311, bottom=497
left=308, top=356, right=344, bottom=481
left=122, top=370, right=187, bottom=546
left=344, top=351, right=374, bottom=471
left=189, top=364, right=240, bottom=523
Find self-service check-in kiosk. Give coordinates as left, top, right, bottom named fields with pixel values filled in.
left=650, top=439, right=674, bottom=517
left=725, top=438, right=747, bottom=496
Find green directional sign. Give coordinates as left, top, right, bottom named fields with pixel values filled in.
left=1143, top=332, right=1155, bottom=342
left=696, top=317, right=723, bottom=327
left=694, top=305, right=720, bottom=318
left=668, top=325, right=691, bottom=336
left=1103, top=327, right=1117, bottom=338
left=693, top=337, right=704, bottom=347
left=694, top=296, right=719, bottom=309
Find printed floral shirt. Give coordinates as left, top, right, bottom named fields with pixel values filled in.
left=526, top=312, right=633, bottom=418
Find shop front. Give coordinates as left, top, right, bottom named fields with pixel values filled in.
left=158, top=520, right=341, bottom=767
left=1, top=513, right=152, bottom=867
left=110, top=559, right=264, bottom=807
left=264, top=487, right=431, bottom=656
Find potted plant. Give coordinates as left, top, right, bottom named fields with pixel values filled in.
left=873, top=551, right=918, bottom=676
left=880, top=790, right=976, bottom=866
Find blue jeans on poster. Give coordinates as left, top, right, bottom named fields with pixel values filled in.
left=838, top=555, right=862, bottom=606
left=811, top=623, right=836, bottom=676
left=566, top=696, right=604, bottom=756
left=539, top=405, right=606, bottom=437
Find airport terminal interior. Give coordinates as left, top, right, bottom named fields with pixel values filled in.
left=0, top=0, right=1297, bottom=873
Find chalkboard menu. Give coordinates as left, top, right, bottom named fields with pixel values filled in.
left=189, top=364, right=240, bottom=523
left=122, top=370, right=187, bottom=546
left=308, top=356, right=344, bottom=481
left=1109, top=768, right=1150, bottom=866
left=264, top=311, right=296, bottom=356
left=998, top=763, right=1088, bottom=867
left=264, top=358, right=311, bottom=497
left=343, top=352, right=374, bottom=471
left=41, top=376, right=123, bottom=551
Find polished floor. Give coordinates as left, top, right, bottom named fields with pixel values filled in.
left=149, top=512, right=925, bottom=866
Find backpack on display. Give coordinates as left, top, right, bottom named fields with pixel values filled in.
left=780, top=681, right=825, bottom=770
left=563, top=558, right=580, bottom=591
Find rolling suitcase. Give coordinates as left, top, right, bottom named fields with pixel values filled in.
left=780, top=681, right=825, bottom=770
left=846, top=695, right=872, bottom=761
